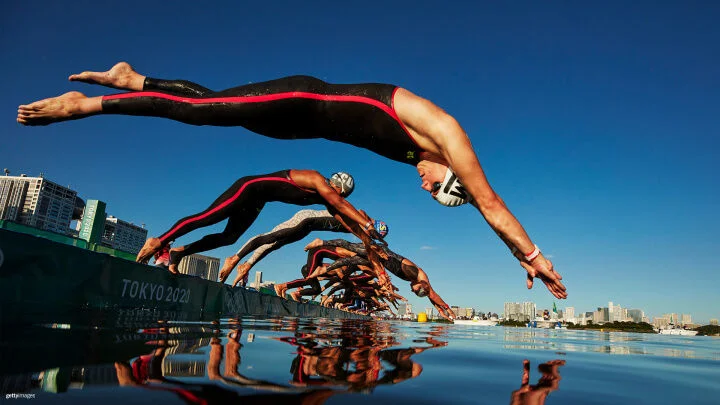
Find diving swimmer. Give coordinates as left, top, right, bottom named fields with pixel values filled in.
left=219, top=208, right=389, bottom=287
left=136, top=169, right=390, bottom=285
left=17, top=62, right=566, bottom=299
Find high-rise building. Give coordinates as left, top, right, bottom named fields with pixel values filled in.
left=502, top=302, right=535, bottom=321
left=0, top=174, right=77, bottom=234
left=628, top=309, right=644, bottom=323
left=609, top=301, right=625, bottom=322
left=565, top=307, right=575, bottom=321
left=253, top=271, right=263, bottom=289
left=177, top=254, right=220, bottom=281
left=681, top=314, right=692, bottom=325
left=653, top=317, right=670, bottom=328
left=710, top=319, right=718, bottom=326
left=101, top=216, right=147, bottom=254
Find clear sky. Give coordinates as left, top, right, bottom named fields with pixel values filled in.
left=3, top=1, right=718, bottom=323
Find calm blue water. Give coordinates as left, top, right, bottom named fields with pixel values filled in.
left=1, top=318, right=718, bottom=404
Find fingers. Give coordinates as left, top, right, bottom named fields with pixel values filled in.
left=521, top=360, right=530, bottom=387
left=520, top=259, right=568, bottom=298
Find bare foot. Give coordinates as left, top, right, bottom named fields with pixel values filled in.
left=17, top=92, right=101, bottom=126
left=168, top=247, right=185, bottom=274
left=289, top=291, right=301, bottom=302
left=219, top=255, right=240, bottom=283
left=136, top=238, right=162, bottom=264
left=69, top=61, right=145, bottom=91
left=274, top=284, right=287, bottom=299
left=304, top=238, right=324, bottom=251
left=231, top=262, right=251, bottom=288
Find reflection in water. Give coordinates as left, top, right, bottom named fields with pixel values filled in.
left=498, top=328, right=716, bottom=358
left=509, top=359, right=565, bottom=405
left=0, top=319, right=466, bottom=404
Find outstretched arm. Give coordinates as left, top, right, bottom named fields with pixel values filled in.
left=394, top=91, right=565, bottom=299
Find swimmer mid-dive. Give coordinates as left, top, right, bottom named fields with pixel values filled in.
left=305, top=238, right=456, bottom=320
left=218, top=208, right=389, bottom=287
left=17, top=62, right=566, bottom=299
left=135, top=169, right=390, bottom=285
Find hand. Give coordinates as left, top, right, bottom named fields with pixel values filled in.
left=368, top=228, right=387, bottom=246
left=520, top=254, right=567, bottom=299
left=376, top=272, right=392, bottom=290
left=434, top=304, right=456, bottom=321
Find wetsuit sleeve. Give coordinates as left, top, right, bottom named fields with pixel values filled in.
left=144, top=77, right=214, bottom=97
left=326, top=256, right=371, bottom=272
left=322, top=239, right=366, bottom=254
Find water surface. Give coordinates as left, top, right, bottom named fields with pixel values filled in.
left=1, top=317, right=718, bottom=404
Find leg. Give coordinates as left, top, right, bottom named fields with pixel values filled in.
left=168, top=209, right=260, bottom=272
left=292, top=280, right=321, bottom=301
left=69, top=61, right=214, bottom=96
left=222, top=223, right=301, bottom=282
left=19, top=75, right=331, bottom=132
left=137, top=176, right=257, bottom=263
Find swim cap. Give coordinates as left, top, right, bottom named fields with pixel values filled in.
left=374, top=220, right=389, bottom=237
left=433, top=168, right=471, bottom=207
left=329, top=172, right=355, bottom=197
left=413, top=281, right=430, bottom=297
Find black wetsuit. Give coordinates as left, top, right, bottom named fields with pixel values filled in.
left=322, top=240, right=418, bottom=282
left=161, top=170, right=325, bottom=263
left=284, top=245, right=346, bottom=296
left=102, top=75, right=424, bottom=165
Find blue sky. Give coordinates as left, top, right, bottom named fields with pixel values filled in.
left=3, top=1, right=718, bottom=323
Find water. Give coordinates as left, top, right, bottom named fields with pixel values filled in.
left=1, top=317, right=718, bottom=404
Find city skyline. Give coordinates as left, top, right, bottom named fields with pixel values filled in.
left=3, top=169, right=717, bottom=324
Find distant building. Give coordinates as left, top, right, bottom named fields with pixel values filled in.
left=710, top=319, right=718, bottom=326
left=0, top=174, right=77, bottom=234
left=564, top=307, right=575, bottom=321
left=681, top=314, right=692, bottom=326
left=101, top=216, right=147, bottom=254
left=177, top=254, right=220, bottom=281
left=628, top=309, right=644, bottom=323
left=250, top=271, right=263, bottom=289
left=504, top=302, right=535, bottom=322
left=653, top=317, right=670, bottom=329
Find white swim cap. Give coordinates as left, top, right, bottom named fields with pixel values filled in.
left=433, top=168, right=471, bottom=207
left=329, top=172, right=355, bottom=197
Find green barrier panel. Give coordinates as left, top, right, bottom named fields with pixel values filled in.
left=0, top=229, right=368, bottom=324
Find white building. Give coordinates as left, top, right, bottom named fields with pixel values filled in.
left=564, top=307, right=575, bottom=321
left=681, top=314, right=692, bottom=326
left=177, top=254, right=220, bottom=281
left=252, top=271, right=263, bottom=289
left=101, top=216, right=148, bottom=254
left=0, top=174, right=76, bottom=234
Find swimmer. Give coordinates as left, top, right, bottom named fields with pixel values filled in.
left=135, top=169, right=389, bottom=284
left=18, top=62, right=565, bottom=299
